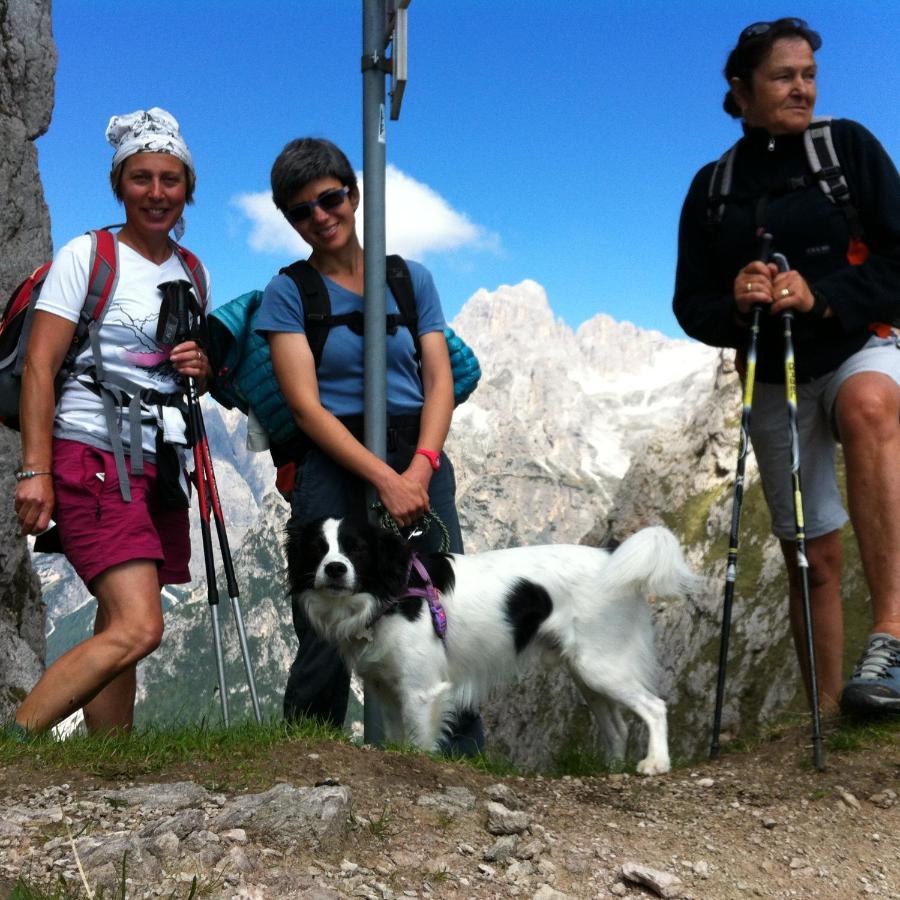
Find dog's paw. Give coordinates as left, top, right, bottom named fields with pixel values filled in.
left=636, top=756, right=670, bottom=776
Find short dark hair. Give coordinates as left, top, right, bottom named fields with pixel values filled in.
left=109, top=154, right=196, bottom=204
left=270, top=138, right=358, bottom=212
left=722, top=18, right=822, bottom=118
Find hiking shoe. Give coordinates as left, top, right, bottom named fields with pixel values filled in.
left=840, top=633, right=900, bottom=716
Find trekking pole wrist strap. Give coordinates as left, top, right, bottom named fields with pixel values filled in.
left=809, top=289, right=829, bottom=320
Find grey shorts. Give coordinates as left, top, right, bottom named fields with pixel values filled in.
left=750, top=333, right=900, bottom=541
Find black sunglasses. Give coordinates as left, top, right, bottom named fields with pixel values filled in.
left=738, top=17, right=810, bottom=44
left=284, top=187, right=351, bottom=224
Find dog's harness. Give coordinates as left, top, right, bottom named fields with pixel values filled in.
left=369, top=552, right=447, bottom=643
left=403, top=554, right=447, bottom=642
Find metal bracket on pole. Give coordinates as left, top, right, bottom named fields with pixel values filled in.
left=389, top=8, right=408, bottom=120
left=361, top=52, right=392, bottom=73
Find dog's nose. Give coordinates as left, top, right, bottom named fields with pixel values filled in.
left=324, top=561, right=348, bottom=580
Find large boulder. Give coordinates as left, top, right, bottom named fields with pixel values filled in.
left=0, top=0, right=56, bottom=721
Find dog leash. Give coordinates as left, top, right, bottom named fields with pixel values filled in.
left=371, top=503, right=451, bottom=554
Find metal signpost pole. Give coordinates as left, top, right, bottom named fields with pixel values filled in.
left=361, top=0, right=410, bottom=743
left=362, top=0, right=388, bottom=498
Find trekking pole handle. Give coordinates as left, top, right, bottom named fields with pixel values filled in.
left=771, top=253, right=793, bottom=319
left=157, top=279, right=196, bottom=345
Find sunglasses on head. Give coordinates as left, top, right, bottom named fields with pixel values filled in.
left=284, top=186, right=351, bottom=224
left=738, top=17, right=810, bottom=44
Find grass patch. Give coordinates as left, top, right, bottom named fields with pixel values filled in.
left=366, top=807, right=398, bottom=841
left=9, top=876, right=82, bottom=899
left=374, top=738, right=521, bottom=777
left=434, top=811, right=456, bottom=831
left=827, top=715, right=900, bottom=754
left=2, top=707, right=893, bottom=789
left=549, top=741, right=623, bottom=777
left=10, top=870, right=207, bottom=899
left=715, top=709, right=899, bottom=762
left=714, top=712, right=810, bottom=757
left=446, top=749, right=520, bottom=778
left=0, top=716, right=346, bottom=776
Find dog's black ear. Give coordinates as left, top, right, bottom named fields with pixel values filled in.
left=377, top=527, right=412, bottom=598
left=284, top=518, right=327, bottom=593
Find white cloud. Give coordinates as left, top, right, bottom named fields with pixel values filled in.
left=231, top=191, right=310, bottom=256
left=231, top=164, right=498, bottom=260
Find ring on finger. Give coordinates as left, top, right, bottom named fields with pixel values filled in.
left=780, top=287, right=791, bottom=298
left=746, top=281, right=753, bottom=293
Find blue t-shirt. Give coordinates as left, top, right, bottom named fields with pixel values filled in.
left=254, top=259, right=446, bottom=417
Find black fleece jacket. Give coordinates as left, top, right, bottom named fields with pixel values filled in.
left=673, top=118, right=900, bottom=383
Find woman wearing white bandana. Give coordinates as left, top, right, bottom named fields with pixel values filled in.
left=11, top=108, right=212, bottom=737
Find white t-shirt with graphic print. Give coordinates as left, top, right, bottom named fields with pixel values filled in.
left=35, top=234, right=211, bottom=456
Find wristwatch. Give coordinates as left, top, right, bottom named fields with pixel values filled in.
left=415, top=448, right=441, bottom=471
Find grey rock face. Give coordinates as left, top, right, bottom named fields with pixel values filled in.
left=0, top=0, right=55, bottom=722
left=0, top=0, right=56, bottom=293
left=213, top=782, right=352, bottom=849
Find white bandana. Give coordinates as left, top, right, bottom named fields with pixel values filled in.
left=106, top=107, right=194, bottom=174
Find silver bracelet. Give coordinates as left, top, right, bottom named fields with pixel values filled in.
left=14, top=469, right=51, bottom=481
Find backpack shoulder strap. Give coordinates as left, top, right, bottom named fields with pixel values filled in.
left=804, top=117, right=843, bottom=199
left=173, top=243, right=209, bottom=308
left=72, top=229, right=120, bottom=376
left=386, top=254, right=421, bottom=362
left=803, top=117, right=863, bottom=239
left=82, top=229, right=119, bottom=326
left=706, top=141, right=740, bottom=227
left=279, top=256, right=422, bottom=371
left=280, top=259, right=333, bottom=369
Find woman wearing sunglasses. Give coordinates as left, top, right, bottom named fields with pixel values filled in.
left=674, top=19, right=900, bottom=720
left=255, top=137, right=483, bottom=752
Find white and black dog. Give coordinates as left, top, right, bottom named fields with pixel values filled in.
left=287, top=517, right=700, bottom=774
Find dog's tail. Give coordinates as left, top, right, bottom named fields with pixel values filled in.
left=604, top=526, right=703, bottom=598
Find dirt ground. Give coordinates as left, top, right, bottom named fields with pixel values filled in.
left=0, top=720, right=897, bottom=899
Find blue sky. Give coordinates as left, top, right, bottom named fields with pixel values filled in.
left=39, top=1, right=900, bottom=338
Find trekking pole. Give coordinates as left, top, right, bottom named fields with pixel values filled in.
left=187, top=376, right=231, bottom=727
left=710, top=232, right=771, bottom=760
left=771, top=252, right=825, bottom=771
left=193, top=397, right=262, bottom=723
left=160, top=279, right=262, bottom=725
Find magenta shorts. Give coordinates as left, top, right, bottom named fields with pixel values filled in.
left=51, top=438, right=191, bottom=589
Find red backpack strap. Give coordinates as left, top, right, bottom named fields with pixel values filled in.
left=65, top=228, right=120, bottom=384
left=173, top=244, right=208, bottom=309
left=82, top=229, right=120, bottom=326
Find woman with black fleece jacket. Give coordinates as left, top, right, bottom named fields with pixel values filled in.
left=673, top=18, right=900, bottom=720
